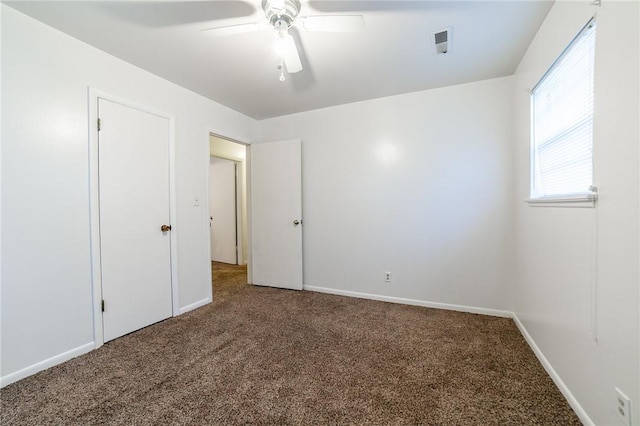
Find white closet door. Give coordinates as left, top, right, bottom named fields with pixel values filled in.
left=98, top=98, right=173, bottom=342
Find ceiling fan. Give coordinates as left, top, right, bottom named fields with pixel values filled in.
left=202, top=0, right=365, bottom=80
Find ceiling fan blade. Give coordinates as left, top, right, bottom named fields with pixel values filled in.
left=298, top=15, right=365, bottom=32
left=281, top=34, right=303, bottom=73
left=201, top=22, right=268, bottom=37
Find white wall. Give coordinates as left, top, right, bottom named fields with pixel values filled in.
left=258, top=77, right=515, bottom=313
left=1, top=5, right=257, bottom=383
left=512, top=1, right=639, bottom=424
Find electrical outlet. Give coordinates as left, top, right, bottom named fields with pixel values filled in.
left=384, top=271, right=391, bottom=283
left=615, top=388, right=631, bottom=426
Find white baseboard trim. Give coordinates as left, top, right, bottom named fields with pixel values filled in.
left=178, top=297, right=211, bottom=315
left=0, top=342, right=95, bottom=388
left=303, top=285, right=512, bottom=318
left=512, top=314, right=594, bottom=426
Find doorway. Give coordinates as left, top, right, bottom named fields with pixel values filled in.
left=207, top=134, right=303, bottom=293
left=209, top=135, right=248, bottom=293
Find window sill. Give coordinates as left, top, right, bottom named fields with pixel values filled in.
left=526, top=193, right=597, bottom=208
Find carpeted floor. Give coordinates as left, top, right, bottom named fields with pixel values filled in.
left=0, top=262, right=579, bottom=425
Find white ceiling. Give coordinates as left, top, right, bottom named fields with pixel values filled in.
left=6, top=1, right=554, bottom=120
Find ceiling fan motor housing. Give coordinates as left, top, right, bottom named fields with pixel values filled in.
left=263, top=0, right=301, bottom=28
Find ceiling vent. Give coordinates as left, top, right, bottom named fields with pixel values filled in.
left=432, top=28, right=451, bottom=54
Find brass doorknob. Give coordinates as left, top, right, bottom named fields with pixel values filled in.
left=161, top=224, right=172, bottom=232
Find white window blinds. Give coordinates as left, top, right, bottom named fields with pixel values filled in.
left=531, top=19, right=596, bottom=200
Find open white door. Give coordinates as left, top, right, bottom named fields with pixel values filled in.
left=250, top=139, right=303, bottom=290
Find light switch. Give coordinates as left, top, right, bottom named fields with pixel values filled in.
left=193, top=197, right=200, bottom=207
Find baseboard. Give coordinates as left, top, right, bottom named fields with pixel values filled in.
left=303, top=285, right=512, bottom=318
left=178, top=297, right=211, bottom=315
left=0, top=342, right=95, bottom=388
left=512, top=314, right=594, bottom=426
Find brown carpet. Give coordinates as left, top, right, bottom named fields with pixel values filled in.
left=1, top=262, right=579, bottom=425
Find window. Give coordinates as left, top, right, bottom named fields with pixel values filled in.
left=529, top=18, right=596, bottom=205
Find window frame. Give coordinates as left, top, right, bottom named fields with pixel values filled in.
left=527, top=17, right=597, bottom=208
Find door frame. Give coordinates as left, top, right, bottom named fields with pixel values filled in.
left=205, top=129, right=252, bottom=285
left=88, top=88, right=179, bottom=349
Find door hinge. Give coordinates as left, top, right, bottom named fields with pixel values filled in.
left=97, top=118, right=101, bottom=132
left=101, top=300, right=105, bottom=312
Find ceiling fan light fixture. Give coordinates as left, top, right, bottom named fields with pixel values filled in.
left=204, top=0, right=365, bottom=80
